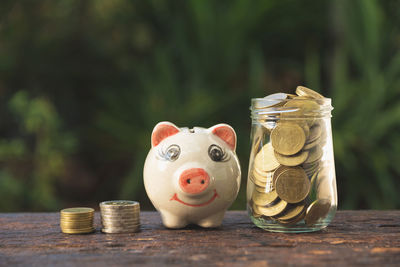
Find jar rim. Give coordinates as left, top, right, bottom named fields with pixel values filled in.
left=250, top=97, right=333, bottom=119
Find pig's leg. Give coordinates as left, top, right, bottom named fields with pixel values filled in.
left=196, top=211, right=225, bottom=228
left=160, top=210, right=188, bottom=229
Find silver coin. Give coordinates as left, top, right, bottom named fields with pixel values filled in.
left=100, top=200, right=140, bottom=209
left=101, top=220, right=141, bottom=226
left=100, top=209, right=140, bottom=215
left=102, top=228, right=140, bottom=234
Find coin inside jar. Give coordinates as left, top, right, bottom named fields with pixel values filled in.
left=304, top=146, right=323, bottom=164
left=252, top=190, right=279, bottom=206
left=305, top=199, right=331, bottom=226
left=282, top=98, right=320, bottom=126
left=254, top=143, right=280, bottom=172
left=274, top=150, right=309, bottom=166
left=307, top=123, right=322, bottom=143
left=271, top=123, right=306, bottom=156
left=296, top=86, right=324, bottom=99
left=257, top=199, right=288, bottom=217
left=274, top=202, right=305, bottom=221
left=274, top=167, right=310, bottom=203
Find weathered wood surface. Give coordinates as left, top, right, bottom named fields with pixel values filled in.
left=0, top=211, right=399, bottom=266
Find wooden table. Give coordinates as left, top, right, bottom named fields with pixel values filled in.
left=0, top=211, right=399, bottom=266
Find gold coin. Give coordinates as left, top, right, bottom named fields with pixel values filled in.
left=287, top=121, right=310, bottom=139
left=304, top=167, right=319, bottom=177
left=274, top=150, right=309, bottom=167
left=252, top=168, right=274, bottom=183
left=61, top=225, right=94, bottom=230
left=254, top=143, right=280, bottom=172
left=271, top=123, right=306, bottom=155
left=252, top=172, right=274, bottom=192
left=282, top=99, right=320, bottom=126
left=275, top=167, right=310, bottom=203
left=305, top=199, right=331, bottom=226
left=302, top=160, right=319, bottom=170
left=60, top=216, right=94, bottom=222
left=252, top=190, right=278, bottom=206
left=272, top=165, right=290, bottom=186
left=303, top=138, right=320, bottom=150
left=257, top=199, right=288, bottom=217
left=61, top=227, right=95, bottom=234
left=295, top=86, right=325, bottom=99
left=255, top=185, right=269, bottom=193
left=60, top=217, right=94, bottom=223
left=61, top=207, right=94, bottom=215
left=302, top=123, right=310, bottom=139
left=310, top=170, right=319, bottom=187
left=60, top=212, right=94, bottom=217
left=306, top=124, right=322, bottom=144
left=250, top=174, right=268, bottom=188
left=61, top=224, right=93, bottom=230
left=304, top=146, right=323, bottom=164
left=60, top=217, right=93, bottom=222
left=304, top=164, right=321, bottom=178
left=252, top=202, right=263, bottom=217
left=275, top=202, right=305, bottom=221
left=278, top=209, right=306, bottom=225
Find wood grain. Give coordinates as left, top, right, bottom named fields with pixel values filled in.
left=0, top=211, right=399, bottom=266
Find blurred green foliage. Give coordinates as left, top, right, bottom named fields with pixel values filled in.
left=0, top=0, right=399, bottom=211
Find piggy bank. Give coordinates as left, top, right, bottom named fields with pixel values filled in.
left=143, top=122, right=241, bottom=228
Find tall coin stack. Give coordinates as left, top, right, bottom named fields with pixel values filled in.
left=250, top=86, right=331, bottom=226
left=60, top=207, right=95, bottom=234
left=100, top=200, right=140, bottom=233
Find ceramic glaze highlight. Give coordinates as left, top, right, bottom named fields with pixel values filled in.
left=143, top=122, right=241, bottom=228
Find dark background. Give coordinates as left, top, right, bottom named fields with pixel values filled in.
left=0, top=0, right=399, bottom=211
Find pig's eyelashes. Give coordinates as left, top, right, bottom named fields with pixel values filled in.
left=158, top=144, right=181, bottom=161
left=208, top=144, right=229, bottom=162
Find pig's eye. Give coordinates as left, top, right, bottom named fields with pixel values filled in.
left=208, top=144, right=228, bottom=162
left=165, top=144, right=180, bottom=161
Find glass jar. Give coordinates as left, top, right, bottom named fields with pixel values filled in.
left=246, top=96, right=337, bottom=233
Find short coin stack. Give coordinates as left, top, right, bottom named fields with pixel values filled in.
left=250, top=86, right=331, bottom=226
left=60, top=207, right=95, bottom=234
left=100, top=200, right=140, bottom=233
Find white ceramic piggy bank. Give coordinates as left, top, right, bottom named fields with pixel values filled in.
left=143, top=122, right=241, bottom=228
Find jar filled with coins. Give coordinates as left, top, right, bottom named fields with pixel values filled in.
left=247, top=86, right=337, bottom=233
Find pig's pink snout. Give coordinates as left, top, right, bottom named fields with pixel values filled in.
left=179, top=168, right=210, bottom=195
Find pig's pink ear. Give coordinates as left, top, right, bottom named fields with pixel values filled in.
left=151, top=122, right=180, bottom=147
left=209, top=124, right=236, bottom=151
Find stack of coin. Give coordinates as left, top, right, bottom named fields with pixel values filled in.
left=60, top=207, right=95, bottom=234
left=250, top=86, right=331, bottom=226
left=100, top=200, right=140, bottom=233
